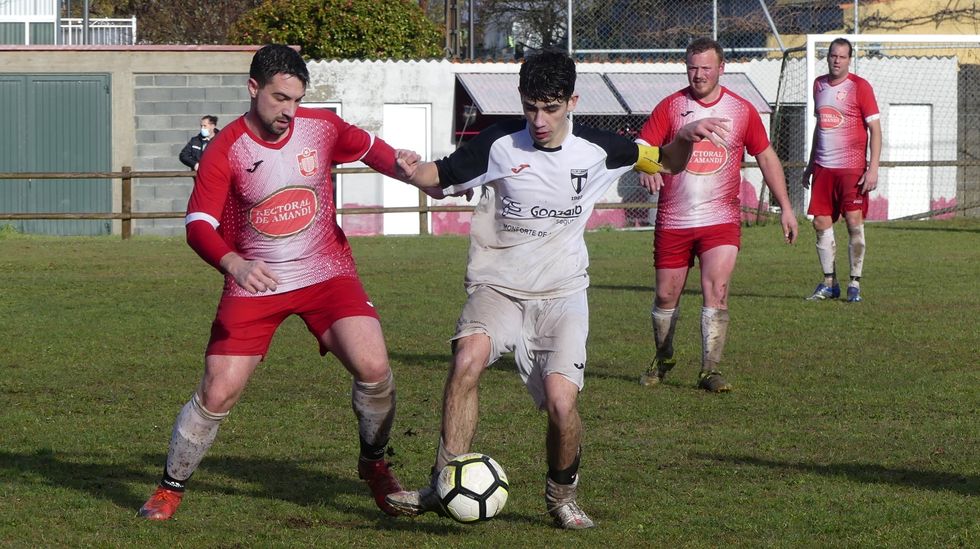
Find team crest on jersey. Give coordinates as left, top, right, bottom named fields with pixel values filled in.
left=570, top=169, right=588, bottom=193
left=817, top=106, right=845, bottom=129
left=685, top=140, right=727, bottom=175
left=249, top=186, right=318, bottom=238
left=836, top=90, right=848, bottom=102
left=297, top=148, right=318, bottom=176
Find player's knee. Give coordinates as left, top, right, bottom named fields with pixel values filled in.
left=543, top=374, right=579, bottom=419
left=704, top=289, right=728, bottom=309
left=353, top=370, right=394, bottom=397
left=544, top=393, right=578, bottom=425
left=655, top=290, right=680, bottom=309
left=451, top=336, right=489, bottom=375
left=192, top=391, right=231, bottom=421
left=353, top=356, right=391, bottom=384
left=448, top=352, right=485, bottom=389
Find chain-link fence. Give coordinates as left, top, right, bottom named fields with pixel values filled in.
left=546, top=1, right=980, bottom=221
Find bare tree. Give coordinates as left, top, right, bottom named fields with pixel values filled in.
left=473, top=0, right=567, bottom=56
left=82, top=0, right=265, bottom=44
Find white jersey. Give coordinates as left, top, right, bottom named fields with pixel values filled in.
left=436, top=119, right=640, bottom=299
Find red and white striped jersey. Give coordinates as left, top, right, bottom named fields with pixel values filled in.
left=186, top=107, right=380, bottom=297
left=812, top=73, right=880, bottom=171
left=638, top=86, right=770, bottom=229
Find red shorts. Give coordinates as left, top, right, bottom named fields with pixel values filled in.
left=206, top=276, right=380, bottom=357
left=654, top=223, right=741, bottom=269
left=807, top=165, right=869, bottom=222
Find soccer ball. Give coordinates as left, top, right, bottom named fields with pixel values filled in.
left=436, top=453, right=509, bottom=523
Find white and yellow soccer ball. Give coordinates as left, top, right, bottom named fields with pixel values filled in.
left=435, top=453, right=509, bottom=523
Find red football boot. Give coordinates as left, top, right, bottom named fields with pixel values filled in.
left=358, top=458, right=403, bottom=516
left=138, top=486, right=184, bottom=520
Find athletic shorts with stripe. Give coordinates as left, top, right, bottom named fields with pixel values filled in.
left=807, top=164, right=869, bottom=222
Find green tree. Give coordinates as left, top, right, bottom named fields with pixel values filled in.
left=229, top=0, right=444, bottom=60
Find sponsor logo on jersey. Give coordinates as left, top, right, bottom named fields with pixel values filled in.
left=817, top=106, right=845, bottom=129
left=249, top=186, right=318, bottom=237
left=511, top=163, right=530, bottom=174
left=501, top=196, right=523, bottom=217
left=246, top=160, right=263, bottom=173
left=680, top=110, right=694, bottom=117
left=530, top=204, right=583, bottom=219
left=685, top=140, right=728, bottom=175
left=297, top=148, right=318, bottom=176
left=570, top=169, right=588, bottom=193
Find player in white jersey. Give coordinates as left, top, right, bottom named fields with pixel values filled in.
left=384, top=49, right=731, bottom=529
left=636, top=38, right=798, bottom=392
left=802, top=37, right=882, bottom=303
left=138, top=45, right=422, bottom=521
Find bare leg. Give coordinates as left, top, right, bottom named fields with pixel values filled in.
left=544, top=374, right=582, bottom=473
left=543, top=373, right=593, bottom=529
left=440, top=334, right=491, bottom=466
left=382, top=333, right=490, bottom=517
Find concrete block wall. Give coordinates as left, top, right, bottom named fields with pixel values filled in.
left=132, top=73, right=249, bottom=235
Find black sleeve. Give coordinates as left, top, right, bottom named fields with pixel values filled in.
left=571, top=124, right=639, bottom=170
left=179, top=138, right=199, bottom=169
left=435, top=118, right=526, bottom=189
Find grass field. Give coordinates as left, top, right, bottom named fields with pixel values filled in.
left=0, top=219, right=977, bottom=547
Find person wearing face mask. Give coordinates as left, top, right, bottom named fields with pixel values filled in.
left=179, top=115, right=219, bottom=171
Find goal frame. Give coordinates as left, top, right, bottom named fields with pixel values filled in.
left=804, top=33, right=980, bottom=166
left=803, top=34, right=980, bottom=218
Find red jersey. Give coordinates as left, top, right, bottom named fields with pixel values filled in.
left=638, top=86, right=770, bottom=229
left=812, top=73, right=879, bottom=171
left=186, top=107, right=380, bottom=297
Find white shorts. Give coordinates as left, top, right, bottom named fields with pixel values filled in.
left=452, top=285, right=589, bottom=409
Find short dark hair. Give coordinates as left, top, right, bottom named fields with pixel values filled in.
left=686, top=37, right=725, bottom=64
left=518, top=49, right=576, bottom=103
left=250, top=44, right=309, bottom=88
left=202, top=115, right=218, bottom=125
left=829, top=37, right=853, bottom=57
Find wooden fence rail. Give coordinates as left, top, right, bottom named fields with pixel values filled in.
left=2, top=160, right=976, bottom=238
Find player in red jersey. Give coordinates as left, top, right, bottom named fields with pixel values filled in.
left=636, top=38, right=798, bottom=392
left=802, top=37, right=882, bottom=303
left=138, top=45, right=421, bottom=520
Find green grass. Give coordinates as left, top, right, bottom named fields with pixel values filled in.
left=1, top=219, right=977, bottom=547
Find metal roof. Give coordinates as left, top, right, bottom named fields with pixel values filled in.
left=456, top=72, right=627, bottom=115
left=604, top=72, right=772, bottom=115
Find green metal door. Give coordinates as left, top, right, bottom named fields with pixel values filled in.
left=0, top=74, right=111, bottom=235
left=0, top=76, right=28, bottom=228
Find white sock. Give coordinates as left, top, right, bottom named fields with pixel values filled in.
left=352, top=371, right=396, bottom=451
left=651, top=305, right=679, bottom=360
left=701, top=307, right=730, bottom=373
left=848, top=223, right=866, bottom=280
left=816, top=228, right=837, bottom=284
left=166, top=393, right=228, bottom=481
left=433, top=436, right=458, bottom=485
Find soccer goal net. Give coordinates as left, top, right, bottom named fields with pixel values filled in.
left=773, top=34, right=980, bottom=221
